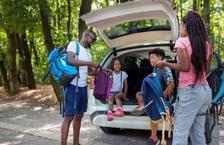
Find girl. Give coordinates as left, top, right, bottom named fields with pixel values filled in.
left=107, top=57, right=128, bottom=121
left=157, top=11, right=212, bottom=145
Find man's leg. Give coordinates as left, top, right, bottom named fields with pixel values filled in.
left=61, top=116, right=73, bottom=145
left=73, top=114, right=83, bottom=145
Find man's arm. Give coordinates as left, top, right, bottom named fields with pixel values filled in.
left=67, top=51, right=97, bottom=67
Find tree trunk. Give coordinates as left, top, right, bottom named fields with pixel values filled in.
left=0, top=49, right=11, bottom=92
left=202, top=0, right=210, bottom=35
left=38, top=0, right=62, bottom=101
left=21, top=33, right=36, bottom=89
left=30, top=38, right=39, bottom=66
left=16, top=33, right=27, bottom=86
left=7, top=31, right=19, bottom=95
left=67, top=0, right=71, bottom=41
left=78, top=0, right=92, bottom=41
left=193, top=0, right=197, bottom=11
left=38, top=0, right=54, bottom=53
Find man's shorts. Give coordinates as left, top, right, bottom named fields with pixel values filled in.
left=63, top=84, right=88, bottom=116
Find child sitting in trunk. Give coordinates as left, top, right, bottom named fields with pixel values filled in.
left=107, top=57, right=128, bottom=121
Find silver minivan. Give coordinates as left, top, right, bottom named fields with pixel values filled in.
left=82, top=0, right=178, bottom=133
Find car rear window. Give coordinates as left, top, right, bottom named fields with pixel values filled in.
left=104, top=19, right=171, bottom=39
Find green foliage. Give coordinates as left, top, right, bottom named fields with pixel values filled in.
left=0, top=0, right=223, bottom=85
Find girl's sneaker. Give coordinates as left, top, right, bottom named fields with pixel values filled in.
left=113, top=107, right=124, bottom=116
left=107, top=111, right=113, bottom=121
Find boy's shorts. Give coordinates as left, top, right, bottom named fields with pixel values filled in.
left=63, top=84, right=88, bottom=116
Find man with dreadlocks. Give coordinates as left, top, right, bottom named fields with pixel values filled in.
left=157, top=11, right=213, bottom=145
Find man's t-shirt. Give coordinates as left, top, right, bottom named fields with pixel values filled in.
left=67, top=41, right=91, bottom=87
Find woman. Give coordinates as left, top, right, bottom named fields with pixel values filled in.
left=157, top=11, right=212, bottom=145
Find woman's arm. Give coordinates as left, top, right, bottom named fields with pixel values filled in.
left=157, top=48, right=190, bottom=72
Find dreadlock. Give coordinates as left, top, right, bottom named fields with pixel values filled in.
left=182, top=11, right=208, bottom=83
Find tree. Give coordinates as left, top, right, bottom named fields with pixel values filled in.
left=38, top=0, right=62, bottom=101
left=7, top=31, right=19, bottom=95
left=78, top=0, right=92, bottom=40
left=0, top=48, right=10, bottom=92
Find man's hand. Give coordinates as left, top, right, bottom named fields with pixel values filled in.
left=90, top=62, right=100, bottom=68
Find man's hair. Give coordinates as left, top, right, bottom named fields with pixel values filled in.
left=82, top=29, right=96, bottom=38
left=148, top=48, right=165, bottom=59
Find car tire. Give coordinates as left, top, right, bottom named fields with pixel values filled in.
left=100, top=127, right=120, bottom=134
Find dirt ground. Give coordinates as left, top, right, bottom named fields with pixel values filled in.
left=0, top=85, right=58, bottom=107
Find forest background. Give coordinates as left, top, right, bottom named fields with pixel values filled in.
left=0, top=0, right=223, bottom=101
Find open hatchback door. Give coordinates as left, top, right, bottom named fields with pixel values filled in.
left=81, top=0, right=179, bottom=49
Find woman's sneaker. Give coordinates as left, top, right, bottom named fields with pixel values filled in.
left=107, top=111, right=113, bottom=121
left=147, top=138, right=160, bottom=145
left=113, top=107, right=124, bottom=116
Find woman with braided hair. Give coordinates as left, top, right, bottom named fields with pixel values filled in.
left=157, top=11, right=213, bottom=145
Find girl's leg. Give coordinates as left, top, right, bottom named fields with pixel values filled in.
left=107, top=96, right=115, bottom=121
left=108, top=96, right=115, bottom=111
left=114, top=93, right=124, bottom=116
left=115, top=92, right=123, bottom=107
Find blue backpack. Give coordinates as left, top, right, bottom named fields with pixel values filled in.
left=46, top=42, right=80, bottom=86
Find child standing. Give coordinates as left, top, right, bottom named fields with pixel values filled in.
left=132, top=48, right=174, bottom=145
left=107, top=57, right=128, bottom=121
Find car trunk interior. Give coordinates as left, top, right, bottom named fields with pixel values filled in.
left=100, top=48, right=177, bottom=105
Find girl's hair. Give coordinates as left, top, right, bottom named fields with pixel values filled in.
left=111, top=57, right=122, bottom=70
left=182, top=11, right=208, bottom=83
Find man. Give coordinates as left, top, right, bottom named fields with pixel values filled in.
left=61, top=30, right=99, bottom=145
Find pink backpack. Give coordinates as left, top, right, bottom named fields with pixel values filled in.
left=93, top=69, right=111, bottom=101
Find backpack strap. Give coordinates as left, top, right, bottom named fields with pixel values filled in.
left=74, top=42, right=80, bottom=93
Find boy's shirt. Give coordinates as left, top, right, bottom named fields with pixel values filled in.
left=156, top=66, right=174, bottom=90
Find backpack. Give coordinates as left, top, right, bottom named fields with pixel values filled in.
left=47, top=42, right=80, bottom=86
left=207, top=51, right=224, bottom=104
left=141, top=66, right=174, bottom=144
left=93, top=69, right=111, bottom=101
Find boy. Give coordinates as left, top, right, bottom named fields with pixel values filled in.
left=132, top=48, right=174, bottom=145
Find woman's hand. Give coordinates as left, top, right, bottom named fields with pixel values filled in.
left=156, top=60, right=167, bottom=69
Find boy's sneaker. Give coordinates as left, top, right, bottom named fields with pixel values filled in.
left=113, top=107, right=124, bottom=116
left=131, top=106, right=145, bottom=116
left=107, top=111, right=113, bottom=121
left=147, top=138, right=160, bottom=145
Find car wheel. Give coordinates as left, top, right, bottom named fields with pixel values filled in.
left=100, top=127, right=120, bottom=134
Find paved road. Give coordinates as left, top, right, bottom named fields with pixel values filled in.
left=0, top=100, right=223, bottom=145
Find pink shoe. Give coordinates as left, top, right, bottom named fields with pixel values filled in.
left=113, top=107, right=124, bottom=117
left=107, top=111, right=113, bottom=121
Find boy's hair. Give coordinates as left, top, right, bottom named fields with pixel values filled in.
left=111, top=57, right=122, bottom=70
left=148, top=48, right=165, bottom=59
